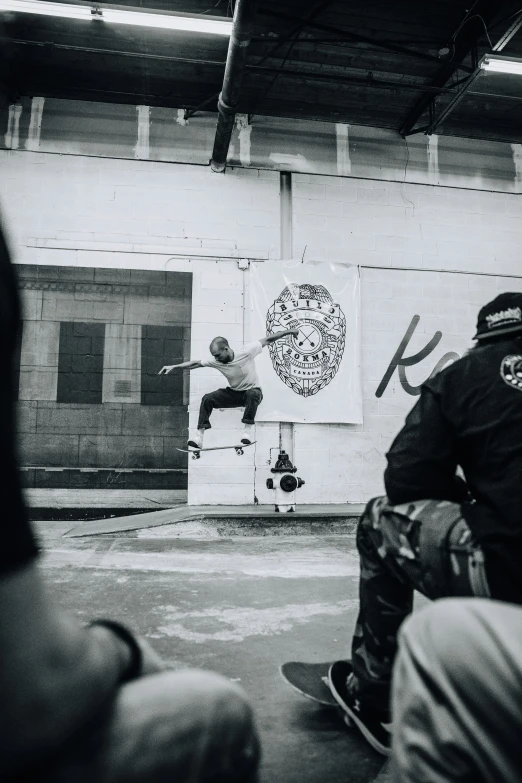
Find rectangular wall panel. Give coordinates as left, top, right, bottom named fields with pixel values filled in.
left=102, top=323, right=141, bottom=404
left=18, top=320, right=60, bottom=401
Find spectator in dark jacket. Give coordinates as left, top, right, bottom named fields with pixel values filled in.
left=336, top=292, right=522, bottom=756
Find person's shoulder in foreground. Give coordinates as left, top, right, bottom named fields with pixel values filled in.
left=0, top=217, right=260, bottom=782
left=0, top=223, right=39, bottom=576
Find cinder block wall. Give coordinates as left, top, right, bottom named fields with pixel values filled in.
left=14, top=262, right=192, bottom=489
left=2, top=149, right=522, bottom=504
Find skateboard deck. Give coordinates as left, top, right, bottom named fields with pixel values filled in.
left=280, top=661, right=338, bottom=707
left=177, top=441, right=256, bottom=460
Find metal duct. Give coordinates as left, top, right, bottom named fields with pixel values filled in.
left=210, top=0, right=256, bottom=173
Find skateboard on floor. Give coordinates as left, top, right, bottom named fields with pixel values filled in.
left=280, top=661, right=339, bottom=707
left=176, top=441, right=256, bottom=460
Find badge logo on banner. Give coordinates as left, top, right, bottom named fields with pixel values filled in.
left=266, top=283, right=346, bottom=397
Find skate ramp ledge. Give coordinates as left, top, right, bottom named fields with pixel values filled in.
left=63, top=504, right=365, bottom=537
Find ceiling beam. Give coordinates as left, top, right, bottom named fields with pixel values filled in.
left=398, top=0, right=508, bottom=137
left=245, top=61, right=522, bottom=101
left=258, top=7, right=451, bottom=66
left=426, top=11, right=522, bottom=133
left=11, top=41, right=522, bottom=105
left=186, top=0, right=335, bottom=121
left=2, top=38, right=226, bottom=68
left=244, top=64, right=472, bottom=95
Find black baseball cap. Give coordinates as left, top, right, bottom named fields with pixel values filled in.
left=474, top=292, right=522, bottom=341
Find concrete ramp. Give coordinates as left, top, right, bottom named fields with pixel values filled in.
left=64, top=506, right=200, bottom=537
left=63, top=504, right=364, bottom=537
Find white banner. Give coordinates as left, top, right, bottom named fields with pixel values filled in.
left=250, top=260, right=362, bottom=423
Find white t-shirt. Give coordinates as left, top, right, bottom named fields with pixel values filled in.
left=200, top=341, right=263, bottom=391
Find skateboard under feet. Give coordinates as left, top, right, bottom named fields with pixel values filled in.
left=176, top=441, right=256, bottom=460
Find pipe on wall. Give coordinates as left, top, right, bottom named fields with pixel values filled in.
left=210, top=0, right=256, bottom=173
left=279, top=171, right=295, bottom=460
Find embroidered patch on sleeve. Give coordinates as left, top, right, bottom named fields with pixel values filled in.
left=500, top=354, right=522, bottom=390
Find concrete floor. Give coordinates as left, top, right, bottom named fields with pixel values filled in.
left=36, top=521, right=390, bottom=783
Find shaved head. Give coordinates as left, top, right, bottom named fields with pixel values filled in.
left=209, top=336, right=233, bottom=364
left=210, top=336, right=229, bottom=354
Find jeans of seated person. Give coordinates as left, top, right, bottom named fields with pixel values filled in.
left=350, top=496, right=491, bottom=714
left=390, top=599, right=522, bottom=783
left=32, top=669, right=259, bottom=783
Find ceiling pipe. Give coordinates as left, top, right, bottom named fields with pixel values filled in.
left=210, top=0, right=256, bottom=173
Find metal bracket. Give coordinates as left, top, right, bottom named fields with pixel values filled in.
left=426, top=12, right=522, bottom=135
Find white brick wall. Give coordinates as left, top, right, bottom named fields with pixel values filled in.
left=282, top=175, right=522, bottom=504
left=2, top=150, right=522, bottom=505
left=0, top=152, right=280, bottom=259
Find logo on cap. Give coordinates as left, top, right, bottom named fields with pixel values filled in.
left=486, top=306, right=522, bottom=330
left=266, top=283, right=346, bottom=397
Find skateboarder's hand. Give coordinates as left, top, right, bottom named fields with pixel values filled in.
left=158, top=365, right=173, bottom=375
left=290, top=329, right=299, bottom=337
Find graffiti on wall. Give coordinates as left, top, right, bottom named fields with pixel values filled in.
left=376, top=315, right=461, bottom=398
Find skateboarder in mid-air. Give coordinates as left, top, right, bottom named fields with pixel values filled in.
left=159, top=330, right=298, bottom=449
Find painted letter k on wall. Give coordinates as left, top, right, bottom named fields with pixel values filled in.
left=376, top=315, right=460, bottom=398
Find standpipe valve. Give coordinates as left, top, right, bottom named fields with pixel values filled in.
left=265, top=450, right=305, bottom=512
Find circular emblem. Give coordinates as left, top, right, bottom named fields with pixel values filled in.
left=266, top=283, right=346, bottom=397
left=500, top=354, right=522, bottom=390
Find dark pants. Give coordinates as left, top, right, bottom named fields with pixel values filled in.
left=351, top=496, right=491, bottom=713
left=197, top=387, right=263, bottom=430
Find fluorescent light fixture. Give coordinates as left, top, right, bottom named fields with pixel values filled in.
left=0, top=0, right=90, bottom=20
left=481, top=55, right=522, bottom=75
left=101, top=7, right=232, bottom=34
left=0, top=0, right=233, bottom=35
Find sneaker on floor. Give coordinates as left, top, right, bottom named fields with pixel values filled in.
left=328, top=660, right=391, bottom=756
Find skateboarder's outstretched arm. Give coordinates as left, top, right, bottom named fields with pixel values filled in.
left=158, top=359, right=203, bottom=375
left=260, top=329, right=298, bottom=347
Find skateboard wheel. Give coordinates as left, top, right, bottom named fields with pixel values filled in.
left=236, top=448, right=244, bottom=455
